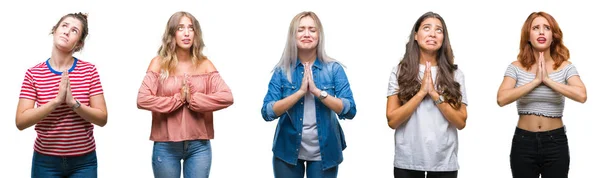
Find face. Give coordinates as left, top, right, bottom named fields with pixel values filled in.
left=296, top=16, right=319, bottom=50
left=175, top=16, right=194, bottom=50
left=529, top=16, right=553, bottom=51
left=53, top=17, right=82, bottom=52
left=414, top=17, right=444, bottom=53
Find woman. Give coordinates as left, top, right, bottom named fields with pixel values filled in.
left=16, top=12, right=108, bottom=178
left=260, top=11, right=357, bottom=178
left=386, top=12, right=468, bottom=178
left=497, top=11, right=586, bottom=178
left=136, top=11, right=234, bottom=178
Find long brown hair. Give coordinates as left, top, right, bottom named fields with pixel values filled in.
left=157, top=11, right=207, bottom=80
left=50, top=12, right=89, bottom=52
left=396, top=11, right=462, bottom=109
left=518, top=11, right=569, bottom=70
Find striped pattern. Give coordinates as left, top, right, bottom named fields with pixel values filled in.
left=504, top=63, right=578, bottom=118
left=20, top=58, right=103, bottom=156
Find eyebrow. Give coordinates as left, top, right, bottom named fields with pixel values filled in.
left=422, top=24, right=443, bottom=28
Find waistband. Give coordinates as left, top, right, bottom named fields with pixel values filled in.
left=514, top=126, right=566, bottom=137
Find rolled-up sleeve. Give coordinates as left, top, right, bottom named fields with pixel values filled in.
left=261, top=69, right=283, bottom=121
left=332, top=63, right=356, bottom=120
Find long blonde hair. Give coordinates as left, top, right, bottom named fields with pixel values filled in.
left=275, top=11, right=338, bottom=82
left=157, top=11, right=207, bottom=80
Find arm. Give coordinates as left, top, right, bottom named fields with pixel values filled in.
left=16, top=99, right=61, bottom=130
left=65, top=65, right=108, bottom=126
left=542, top=62, right=586, bottom=103
left=431, top=93, right=468, bottom=130
left=430, top=69, right=469, bottom=130
left=16, top=69, right=65, bottom=130
left=544, top=76, right=586, bottom=103
left=136, top=57, right=185, bottom=113
left=261, top=68, right=306, bottom=121
left=69, top=95, right=108, bottom=127
left=385, top=65, right=425, bottom=129
left=497, top=63, right=541, bottom=107
left=386, top=92, right=427, bottom=129
left=320, top=63, right=356, bottom=119
left=187, top=72, right=234, bottom=112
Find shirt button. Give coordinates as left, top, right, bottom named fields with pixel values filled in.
left=298, top=133, right=301, bottom=136
left=301, top=102, right=303, bottom=105
left=300, top=118, right=303, bottom=121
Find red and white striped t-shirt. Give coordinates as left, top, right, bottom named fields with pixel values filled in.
left=19, top=58, right=103, bottom=156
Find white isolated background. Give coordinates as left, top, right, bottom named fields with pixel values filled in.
left=0, top=0, right=597, bottom=177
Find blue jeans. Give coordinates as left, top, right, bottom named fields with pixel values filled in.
left=273, top=156, right=338, bottom=178
left=31, top=150, right=97, bottom=178
left=152, top=140, right=212, bottom=178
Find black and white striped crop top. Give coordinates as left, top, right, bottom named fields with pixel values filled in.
left=504, top=63, right=579, bottom=118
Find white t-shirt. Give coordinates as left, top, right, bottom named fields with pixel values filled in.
left=387, top=64, right=468, bottom=171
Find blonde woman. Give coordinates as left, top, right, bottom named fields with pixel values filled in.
left=137, top=11, right=234, bottom=178
left=261, top=11, right=357, bottom=178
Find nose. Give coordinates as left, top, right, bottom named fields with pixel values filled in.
left=302, top=30, right=310, bottom=38
left=184, top=28, right=190, bottom=36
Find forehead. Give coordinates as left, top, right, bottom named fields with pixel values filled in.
left=178, top=16, right=193, bottom=24
left=60, top=16, right=83, bottom=29
left=420, top=17, right=442, bottom=27
left=298, top=16, right=315, bottom=27
left=531, top=16, right=549, bottom=25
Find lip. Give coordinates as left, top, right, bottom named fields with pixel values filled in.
left=301, top=40, right=313, bottom=43
left=182, top=39, right=191, bottom=44
left=425, top=39, right=437, bottom=45
left=59, top=36, right=69, bottom=42
left=537, top=37, right=547, bottom=44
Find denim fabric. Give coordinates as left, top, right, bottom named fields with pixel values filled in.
left=152, top=140, right=212, bottom=178
left=31, top=150, right=97, bottom=178
left=262, top=59, right=356, bottom=170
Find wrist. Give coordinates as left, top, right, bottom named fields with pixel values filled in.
left=417, top=91, right=428, bottom=98
left=312, top=89, right=321, bottom=96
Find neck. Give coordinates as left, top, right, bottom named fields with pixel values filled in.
left=176, top=47, right=191, bottom=63
left=419, top=50, right=438, bottom=66
left=49, top=48, right=74, bottom=71
left=533, top=48, right=553, bottom=62
left=298, top=48, right=317, bottom=64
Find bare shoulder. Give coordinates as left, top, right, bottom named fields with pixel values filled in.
left=199, top=58, right=217, bottom=73
left=510, top=61, right=522, bottom=67
left=147, top=56, right=162, bottom=73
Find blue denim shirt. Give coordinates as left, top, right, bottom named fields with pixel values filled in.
left=261, top=59, right=357, bottom=170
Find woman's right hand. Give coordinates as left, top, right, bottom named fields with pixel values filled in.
left=54, top=71, right=69, bottom=104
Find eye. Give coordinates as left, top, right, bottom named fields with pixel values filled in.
left=544, top=26, right=551, bottom=30
left=178, top=27, right=184, bottom=31
left=71, top=29, right=78, bottom=34
left=423, top=26, right=430, bottom=31
left=436, top=28, right=443, bottom=33
left=533, top=26, right=539, bottom=30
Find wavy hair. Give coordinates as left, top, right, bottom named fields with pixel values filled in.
left=157, top=11, right=207, bottom=80
left=518, top=11, right=569, bottom=70
left=395, top=11, right=462, bottom=109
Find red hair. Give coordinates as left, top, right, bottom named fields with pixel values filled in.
left=518, top=11, right=570, bottom=70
